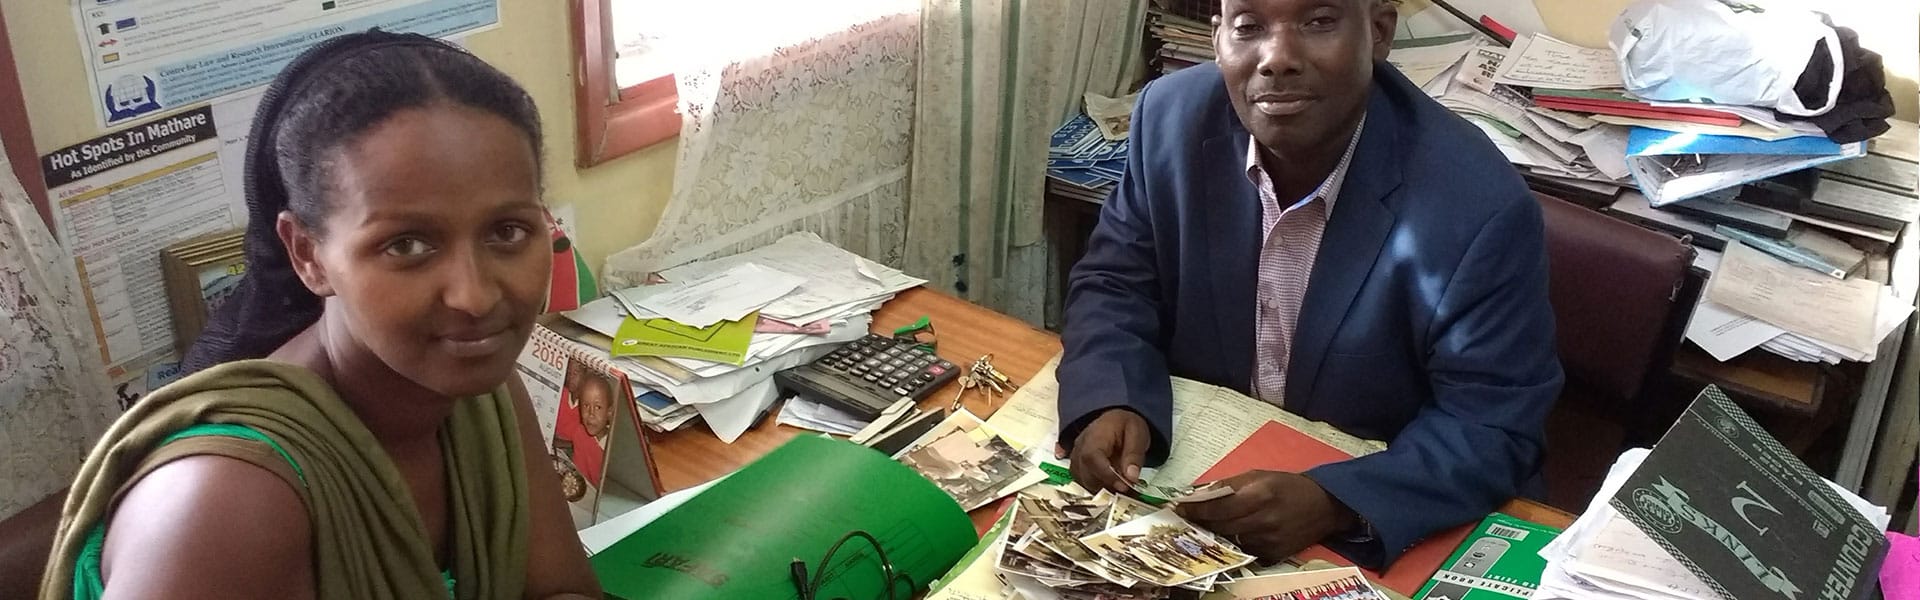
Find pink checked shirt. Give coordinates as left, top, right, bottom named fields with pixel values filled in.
left=1247, top=117, right=1364, bottom=407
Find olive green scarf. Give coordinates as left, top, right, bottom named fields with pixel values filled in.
left=40, top=360, right=529, bottom=599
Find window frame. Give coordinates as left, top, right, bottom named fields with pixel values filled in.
left=570, top=0, right=678, bottom=168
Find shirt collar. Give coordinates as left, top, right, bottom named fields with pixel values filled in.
left=1244, top=114, right=1367, bottom=211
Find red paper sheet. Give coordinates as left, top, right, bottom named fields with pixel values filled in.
left=1195, top=421, right=1471, bottom=596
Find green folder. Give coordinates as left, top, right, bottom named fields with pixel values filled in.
left=610, top=313, right=756, bottom=365
left=592, top=436, right=978, bottom=599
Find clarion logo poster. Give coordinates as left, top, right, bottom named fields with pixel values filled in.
left=1608, top=387, right=1886, bottom=600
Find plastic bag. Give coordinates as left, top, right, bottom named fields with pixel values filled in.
left=1609, top=0, right=1841, bottom=116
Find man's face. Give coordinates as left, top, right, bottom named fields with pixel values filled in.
left=1214, top=0, right=1395, bottom=157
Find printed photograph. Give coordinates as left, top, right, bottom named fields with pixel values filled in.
left=897, top=414, right=1040, bottom=510
left=1106, top=492, right=1160, bottom=528
left=1015, top=496, right=1139, bottom=586
left=1079, top=508, right=1254, bottom=587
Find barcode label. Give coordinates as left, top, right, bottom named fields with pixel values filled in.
left=1487, top=523, right=1529, bottom=541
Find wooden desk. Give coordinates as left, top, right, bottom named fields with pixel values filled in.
left=1672, top=345, right=1826, bottom=417
left=649, top=287, right=1574, bottom=533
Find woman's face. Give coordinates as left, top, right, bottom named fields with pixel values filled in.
left=282, top=104, right=549, bottom=398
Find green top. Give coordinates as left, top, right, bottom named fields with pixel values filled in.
left=71, top=423, right=454, bottom=599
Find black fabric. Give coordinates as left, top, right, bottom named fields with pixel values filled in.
left=180, top=31, right=470, bottom=375
left=1781, top=20, right=1895, bottom=144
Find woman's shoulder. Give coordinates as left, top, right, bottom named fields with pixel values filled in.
left=100, top=453, right=315, bottom=598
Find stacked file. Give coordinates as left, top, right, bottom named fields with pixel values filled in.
left=1395, top=33, right=1638, bottom=202
left=1393, top=30, right=1878, bottom=207
left=1146, top=6, right=1213, bottom=75
left=1047, top=113, right=1127, bottom=204
left=1536, top=449, right=1891, bottom=600
left=1534, top=388, right=1891, bottom=600
left=560, top=232, right=926, bottom=442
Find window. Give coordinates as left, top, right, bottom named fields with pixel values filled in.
left=570, top=0, right=679, bottom=167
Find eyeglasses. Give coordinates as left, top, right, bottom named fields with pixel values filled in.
left=789, top=530, right=914, bottom=600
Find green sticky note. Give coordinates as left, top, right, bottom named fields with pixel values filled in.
left=611, top=312, right=757, bottom=364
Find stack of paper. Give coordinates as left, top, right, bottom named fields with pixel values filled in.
left=1535, top=449, right=1892, bottom=600
left=1535, top=386, right=1892, bottom=600
left=632, top=388, right=699, bottom=432
left=1398, top=30, right=1879, bottom=206
left=1685, top=240, right=1912, bottom=365
left=1402, top=34, right=1637, bottom=199
left=1147, top=6, right=1213, bottom=75
left=773, top=396, right=869, bottom=436
left=1047, top=113, right=1127, bottom=203
left=559, top=232, right=926, bottom=443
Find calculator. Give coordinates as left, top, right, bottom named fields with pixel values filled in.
left=774, top=334, right=960, bottom=420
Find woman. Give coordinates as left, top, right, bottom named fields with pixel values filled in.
left=41, top=31, right=601, bottom=599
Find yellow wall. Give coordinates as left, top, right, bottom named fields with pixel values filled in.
left=0, top=1, right=677, bottom=274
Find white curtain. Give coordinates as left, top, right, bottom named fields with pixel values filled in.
left=0, top=137, right=118, bottom=518
left=604, top=1, right=921, bottom=286
left=905, top=0, right=1148, bottom=326
left=603, top=0, right=1149, bottom=330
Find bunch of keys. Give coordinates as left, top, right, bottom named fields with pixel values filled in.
left=948, top=354, right=1017, bottom=413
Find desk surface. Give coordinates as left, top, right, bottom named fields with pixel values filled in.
left=648, top=287, right=1575, bottom=532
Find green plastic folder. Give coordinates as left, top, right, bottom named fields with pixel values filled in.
left=610, top=313, right=756, bottom=365
left=592, top=436, right=978, bottom=599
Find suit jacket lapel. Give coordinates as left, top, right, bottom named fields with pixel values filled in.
left=1201, top=130, right=1260, bottom=391
left=1286, top=84, right=1405, bottom=414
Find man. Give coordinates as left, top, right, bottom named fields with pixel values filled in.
left=1056, top=0, right=1562, bottom=569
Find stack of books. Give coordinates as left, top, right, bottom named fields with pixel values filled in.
left=1147, top=6, right=1213, bottom=75
left=1047, top=113, right=1127, bottom=204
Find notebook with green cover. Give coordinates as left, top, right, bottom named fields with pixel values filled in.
left=1414, top=513, right=1562, bottom=600
left=591, top=436, right=978, bottom=599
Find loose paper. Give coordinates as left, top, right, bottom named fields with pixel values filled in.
left=1490, top=33, right=1623, bottom=90
left=654, top=232, right=925, bottom=323
left=984, top=355, right=1383, bottom=490
left=1083, top=92, right=1137, bottom=141
left=1706, top=242, right=1881, bottom=357
left=617, top=262, right=803, bottom=328
left=1386, top=35, right=1476, bottom=88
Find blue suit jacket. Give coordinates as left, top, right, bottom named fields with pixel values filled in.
left=1057, top=62, right=1563, bottom=568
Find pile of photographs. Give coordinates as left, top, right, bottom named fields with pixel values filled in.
left=993, top=486, right=1256, bottom=599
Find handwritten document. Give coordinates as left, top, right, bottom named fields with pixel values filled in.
left=1491, top=33, right=1623, bottom=90
left=985, top=355, right=1384, bottom=488
left=1707, top=242, right=1881, bottom=357
left=1569, top=515, right=1718, bottom=600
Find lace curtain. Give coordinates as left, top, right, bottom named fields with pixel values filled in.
left=0, top=137, right=118, bottom=518
left=604, top=2, right=921, bottom=285
left=907, top=0, right=1147, bottom=325
left=603, top=0, right=1147, bottom=330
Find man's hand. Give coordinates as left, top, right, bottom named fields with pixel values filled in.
left=1062, top=409, right=1150, bottom=493
left=1175, top=471, right=1354, bottom=562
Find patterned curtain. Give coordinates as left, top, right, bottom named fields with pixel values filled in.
left=604, top=2, right=921, bottom=285
left=905, top=0, right=1148, bottom=326
left=0, top=135, right=118, bottom=518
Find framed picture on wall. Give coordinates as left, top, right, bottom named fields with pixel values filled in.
left=159, top=228, right=245, bottom=356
